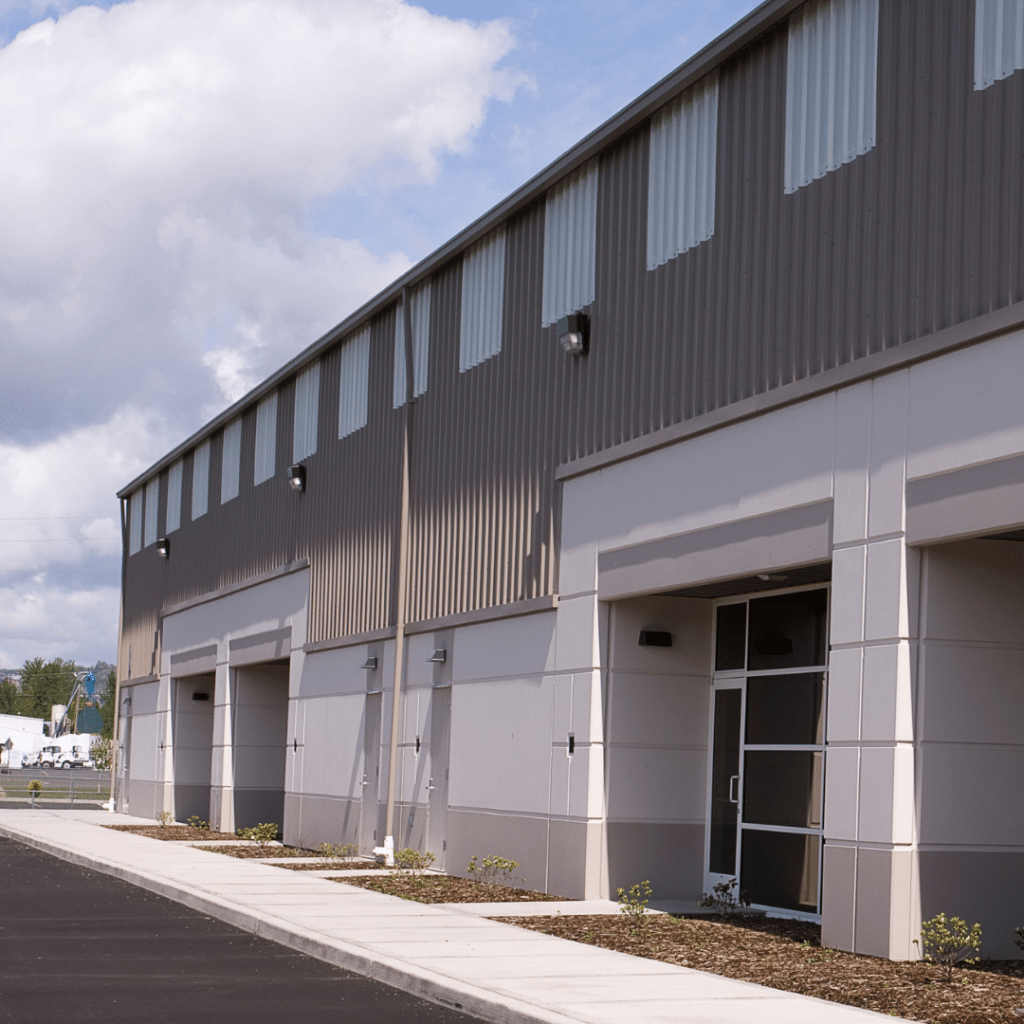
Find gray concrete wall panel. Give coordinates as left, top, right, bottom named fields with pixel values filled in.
left=605, top=822, right=704, bottom=901
left=447, top=808, right=550, bottom=894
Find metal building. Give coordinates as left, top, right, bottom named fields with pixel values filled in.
left=117, top=0, right=1024, bottom=959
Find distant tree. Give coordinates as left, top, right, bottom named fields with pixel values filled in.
left=98, top=689, right=116, bottom=740
left=19, top=658, right=78, bottom=721
left=0, top=680, right=18, bottom=715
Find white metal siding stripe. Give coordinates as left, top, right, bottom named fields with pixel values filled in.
left=394, top=282, right=432, bottom=406
left=165, top=459, right=182, bottom=534
left=647, top=71, right=719, bottom=271
left=129, top=489, right=142, bottom=555
left=338, top=326, right=371, bottom=439
left=542, top=161, right=598, bottom=327
left=254, top=392, right=278, bottom=485
left=143, top=477, right=159, bottom=548
left=191, top=441, right=209, bottom=520
left=975, top=0, right=1024, bottom=90
left=784, top=0, right=878, bottom=194
left=293, top=362, right=320, bottom=461
left=459, top=228, right=506, bottom=372
left=220, top=418, right=242, bottom=504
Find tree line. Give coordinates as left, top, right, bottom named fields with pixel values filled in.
left=0, top=658, right=115, bottom=739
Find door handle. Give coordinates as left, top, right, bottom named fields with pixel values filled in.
left=729, top=775, right=740, bottom=804
left=426, top=778, right=436, bottom=792
left=361, top=774, right=368, bottom=788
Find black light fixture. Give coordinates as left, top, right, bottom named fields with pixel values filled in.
left=556, top=312, right=589, bottom=356
left=362, top=656, right=378, bottom=670
left=638, top=630, right=672, bottom=647
left=428, top=648, right=447, bottom=663
left=156, top=537, right=170, bottom=558
left=288, top=463, right=306, bottom=492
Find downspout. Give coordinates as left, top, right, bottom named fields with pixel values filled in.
left=377, top=286, right=416, bottom=866
left=108, top=496, right=129, bottom=812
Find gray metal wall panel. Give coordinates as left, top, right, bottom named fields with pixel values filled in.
left=292, top=362, right=320, bottom=462
left=191, top=440, right=210, bottom=521
left=143, top=478, right=159, bottom=548
left=253, top=392, right=277, bottom=486
left=975, top=0, right=1024, bottom=90
left=165, top=460, right=182, bottom=535
left=220, top=418, right=242, bottom=504
left=459, top=229, right=505, bottom=372
left=542, top=162, right=598, bottom=326
left=338, top=326, right=371, bottom=439
left=394, top=283, right=432, bottom=405
left=129, top=489, right=142, bottom=555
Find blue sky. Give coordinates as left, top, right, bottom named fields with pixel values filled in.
left=0, top=0, right=756, bottom=667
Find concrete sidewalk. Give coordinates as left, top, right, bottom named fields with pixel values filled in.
left=0, top=810, right=902, bottom=1024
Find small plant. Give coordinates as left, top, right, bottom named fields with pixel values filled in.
left=914, top=912, right=982, bottom=981
left=617, top=879, right=653, bottom=935
left=27, top=779, right=42, bottom=805
left=699, top=877, right=749, bottom=914
left=236, top=822, right=279, bottom=849
left=317, top=842, right=359, bottom=864
left=393, top=848, right=435, bottom=877
left=1014, top=926, right=1024, bottom=953
left=467, top=854, right=519, bottom=887
left=156, top=810, right=173, bottom=827
left=186, top=816, right=209, bottom=830
left=90, top=736, right=112, bottom=771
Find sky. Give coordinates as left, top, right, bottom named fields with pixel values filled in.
left=0, top=0, right=756, bottom=669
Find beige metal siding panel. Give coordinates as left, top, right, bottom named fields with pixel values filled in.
left=647, top=71, right=719, bottom=269
left=976, top=0, right=1024, bottom=89
left=292, top=362, right=320, bottom=461
left=785, top=0, right=878, bottom=193
left=542, top=162, right=598, bottom=325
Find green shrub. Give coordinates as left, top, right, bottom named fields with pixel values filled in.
left=27, top=780, right=42, bottom=793
left=617, top=879, right=653, bottom=935
left=467, top=854, right=519, bottom=887
left=915, top=913, right=982, bottom=981
left=317, top=842, right=359, bottom=864
left=393, top=848, right=435, bottom=877
left=186, top=816, right=209, bottom=830
left=237, top=822, right=279, bottom=849
left=156, top=811, right=173, bottom=827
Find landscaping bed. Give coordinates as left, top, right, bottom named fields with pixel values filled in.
left=498, top=913, right=1024, bottom=1024
left=193, top=844, right=316, bottom=858
left=103, top=824, right=239, bottom=841
left=282, top=860, right=385, bottom=870
left=336, top=873, right=566, bottom=903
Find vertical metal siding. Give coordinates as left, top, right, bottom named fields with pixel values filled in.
left=459, top=228, right=505, bottom=372
left=293, top=362, right=320, bottom=461
left=647, top=70, right=719, bottom=270
left=128, top=489, right=142, bottom=555
left=975, top=0, right=1024, bottom=89
left=165, top=460, right=182, bottom=534
left=143, top=478, right=159, bottom=548
left=542, top=162, right=598, bottom=326
left=191, top=440, right=210, bottom=520
left=338, top=326, right=371, bottom=439
left=394, top=282, right=432, bottom=405
left=253, top=392, right=278, bottom=485
left=220, top=419, right=242, bottom=503
left=785, top=0, right=878, bottom=193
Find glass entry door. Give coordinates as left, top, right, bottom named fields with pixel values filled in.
left=705, top=587, right=828, bottom=917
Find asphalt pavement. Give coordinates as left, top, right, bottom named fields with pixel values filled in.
left=0, top=835, right=479, bottom=1024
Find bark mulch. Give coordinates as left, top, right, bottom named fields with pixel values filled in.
left=102, top=824, right=239, bottom=842
left=497, top=913, right=1024, bottom=1024
left=335, top=874, right=566, bottom=903
left=192, top=844, right=318, bottom=859
left=281, top=861, right=385, bottom=871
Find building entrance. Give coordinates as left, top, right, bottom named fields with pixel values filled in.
left=705, top=587, right=828, bottom=917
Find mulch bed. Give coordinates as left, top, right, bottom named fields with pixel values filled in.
left=281, top=861, right=385, bottom=871
left=103, top=824, right=239, bottom=841
left=193, top=844, right=317, bottom=859
left=336, top=874, right=566, bottom=903
left=497, top=913, right=1024, bottom=1024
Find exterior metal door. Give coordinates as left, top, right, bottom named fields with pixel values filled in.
left=359, top=692, right=382, bottom=854
left=425, top=686, right=451, bottom=870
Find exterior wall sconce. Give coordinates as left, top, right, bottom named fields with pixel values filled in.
left=428, top=649, right=447, bottom=663
left=156, top=537, right=170, bottom=558
left=288, top=463, right=306, bottom=492
left=557, top=313, right=589, bottom=356
left=638, top=630, right=672, bottom=647
left=191, top=692, right=209, bottom=701
left=362, top=656, right=378, bottom=670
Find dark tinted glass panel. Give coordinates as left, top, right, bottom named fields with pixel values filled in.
left=740, top=829, right=820, bottom=912
left=742, top=751, right=823, bottom=828
left=745, top=674, right=825, bottom=745
left=715, top=603, right=747, bottom=671
left=747, top=589, right=827, bottom=670
left=708, top=688, right=741, bottom=875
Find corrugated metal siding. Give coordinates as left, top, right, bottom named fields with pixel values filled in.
left=338, top=326, right=371, bottom=439
left=220, top=419, right=242, bottom=503
left=128, top=489, right=142, bottom=555
left=975, top=0, right=1024, bottom=89
left=165, top=460, right=182, bottom=534
left=191, top=440, right=210, bottom=520
left=143, top=478, right=159, bottom=548
left=121, top=1, right=1024, bottom=660
left=647, top=70, right=719, bottom=270
left=394, top=283, right=432, bottom=405
left=254, top=392, right=278, bottom=485
left=785, top=0, right=878, bottom=193
left=293, top=361, right=320, bottom=461
left=459, top=228, right=505, bottom=372
left=541, top=162, right=598, bottom=326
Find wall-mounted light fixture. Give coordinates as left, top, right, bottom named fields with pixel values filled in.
left=362, top=656, right=378, bottom=670
left=757, top=573, right=788, bottom=582
left=191, top=692, right=209, bottom=701
left=556, top=312, right=589, bottom=356
left=638, top=630, right=672, bottom=647
left=288, top=463, right=306, bottom=492
left=156, top=537, right=170, bottom=559
left=428, top=648, right=447, bottom=663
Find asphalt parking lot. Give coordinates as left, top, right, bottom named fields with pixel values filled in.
left=0, top=837, right=482, bottom=1024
